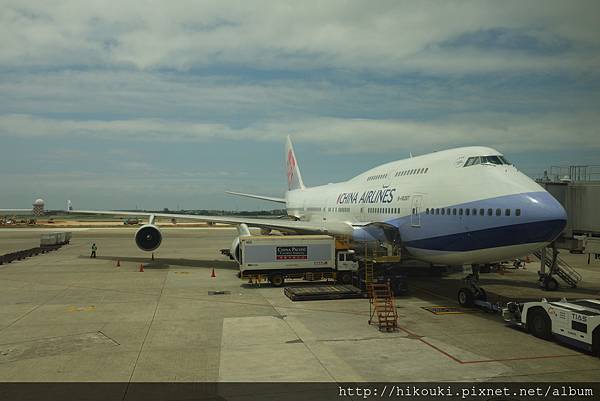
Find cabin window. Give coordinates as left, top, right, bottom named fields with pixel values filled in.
left=505, top=209, right=510, bottom=216
left=479, top=208, right=484, bottom=216
left=496, top=208, right=501, bottom=216
left=452, top=209, right=457, bottom=215
left=516, top=208, right=521, bottom=216
left=487, top=208, right=492, bottom=216
left=465, top=208, right=470, bottom=216
left=459, top=208, right=463, bottom=215
left=435, top=208, right=439, bottom=215
left=441, top=208, right=445, bottom=215
left=424, top=168, right=429, bottom=173
left=447, top=208, right=451, bottom=215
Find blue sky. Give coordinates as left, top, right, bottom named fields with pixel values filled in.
left=1, top=1, right=599, bottom=210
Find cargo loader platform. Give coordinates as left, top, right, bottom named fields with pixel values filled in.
left=284, top=284, right=365, bottom=301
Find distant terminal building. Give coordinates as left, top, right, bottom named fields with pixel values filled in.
left=32, top=198, right=45, bottom=216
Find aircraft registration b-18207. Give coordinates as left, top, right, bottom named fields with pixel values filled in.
left=67, top=136, right=567, bottom=300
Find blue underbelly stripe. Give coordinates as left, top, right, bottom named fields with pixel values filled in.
left=404, top=219, right=566, bottom=252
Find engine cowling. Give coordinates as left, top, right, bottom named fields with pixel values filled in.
left=229, top=236, right=241, bottom=263
left=135, top=224, right=162, bottom=251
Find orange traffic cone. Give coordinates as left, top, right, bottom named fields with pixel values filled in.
left=139, top=264, right=144, bottom=272
left=116, top=260, right=120, bottom=267
left=211, top=268, right=216, bottom=278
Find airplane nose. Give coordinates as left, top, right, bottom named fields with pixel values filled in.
left=522, top=192, right=567, bottom=242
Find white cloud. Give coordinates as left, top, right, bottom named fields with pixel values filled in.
left=1, top=1, right=599, bottom=74
left=4, top=1, right=598, bottom=209
left=2, top=112, right=598, bottom=154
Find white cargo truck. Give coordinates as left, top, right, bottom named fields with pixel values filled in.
left=237, top=235, right=358, bottom=286
left=40, top=232, right=71, bottom=247
left=503, top=298, right=600, bottom=356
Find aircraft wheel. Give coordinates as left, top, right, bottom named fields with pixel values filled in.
left=476, top=287, right=487, bottom=302
left=458, top=288, right=474, bottom=307
left=338, top=271, right=352, bottom=285
left=393, top=279, right=408, bottom=296
left=270, top=273, right=285, bottom=287
left=527, top=308, right=552, bottom=340
left=593, top=328, right=600, bottom=357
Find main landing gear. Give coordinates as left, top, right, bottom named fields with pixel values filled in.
left=457, top=265, right=488, bottom=307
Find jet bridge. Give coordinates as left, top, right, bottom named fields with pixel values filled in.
left=533, top=166, right=600, bottom=291
left=537, top=166, right=600, bottom=250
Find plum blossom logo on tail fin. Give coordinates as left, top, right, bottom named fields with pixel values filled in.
left=287, top=149, right=296, bottom=189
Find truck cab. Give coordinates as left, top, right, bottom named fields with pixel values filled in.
left=503, top=298, right=600, bottom=356
left=336, top=250, right=358, bottom=271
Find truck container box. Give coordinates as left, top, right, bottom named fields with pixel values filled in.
left=239, top=235, right=335, bottom=275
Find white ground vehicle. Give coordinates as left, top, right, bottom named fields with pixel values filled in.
left=503, top=298, right=600, bottom=356
left=236, top=235, right=358, bottom=286
left=40, top=232, right=71, bottom=246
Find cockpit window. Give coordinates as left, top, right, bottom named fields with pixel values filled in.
left=481, top=156, right=503, bottom=165
left=464, top=156, right=480, bottom=167
left=499, top=155, right=511, bottom=165
left=464, top=155, right=510, bottom=167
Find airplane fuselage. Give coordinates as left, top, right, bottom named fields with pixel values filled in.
left=285, top=146, right=567, bottom=265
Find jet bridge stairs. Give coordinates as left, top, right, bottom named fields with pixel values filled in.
left=533, top=248, right=581, bottom=290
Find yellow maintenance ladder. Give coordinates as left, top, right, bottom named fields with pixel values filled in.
left=362, top=242, right=398, bottom=331
left=368, top=281, right=398, bottom=331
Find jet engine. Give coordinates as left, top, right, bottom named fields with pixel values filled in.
left=228, top=236, right=242, bottom=263
left=227, top=223, right=251, bottom=263
left=135, top=224, right=162, bottom=251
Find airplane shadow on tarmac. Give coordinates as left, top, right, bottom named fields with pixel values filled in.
left=409, top=270, right=600, bottom=304
left=77, top=255, right=239, bottom=270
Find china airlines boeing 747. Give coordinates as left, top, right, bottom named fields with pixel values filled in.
left=68, top=136, right=566, bottom=270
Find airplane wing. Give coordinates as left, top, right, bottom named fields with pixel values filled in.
left=66, top=208, right=354, bottom=236
left=225, top=191, right=286, bottom=204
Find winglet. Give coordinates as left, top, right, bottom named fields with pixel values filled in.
left=285, top=136, right=305, bottom=191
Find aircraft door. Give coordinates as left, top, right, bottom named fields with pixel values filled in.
left=411, top=195, right=423, bottom=227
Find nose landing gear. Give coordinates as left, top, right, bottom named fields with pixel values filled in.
left=458, top=265, right=488, bottom=307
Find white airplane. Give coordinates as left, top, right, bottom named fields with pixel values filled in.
left=67, top=137, right=567, bottom=298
